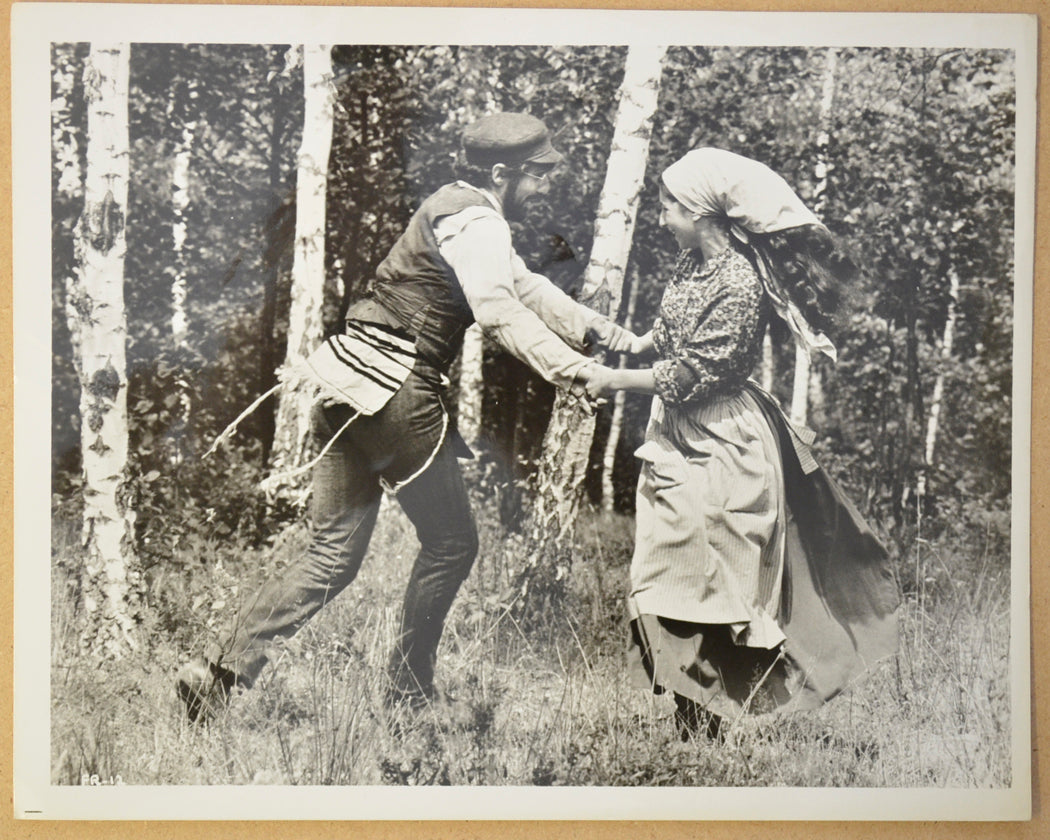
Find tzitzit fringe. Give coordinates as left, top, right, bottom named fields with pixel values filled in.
left=259, top=410, right=359, bottom=496
left=203, top=382, right=283, bottom=458
left=204, top=363, right=369, bottom=460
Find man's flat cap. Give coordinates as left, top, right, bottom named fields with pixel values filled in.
left=462, top=112, right=563, bottom=169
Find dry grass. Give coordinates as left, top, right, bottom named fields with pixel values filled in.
left=49, top=492, right=1012, bottom=788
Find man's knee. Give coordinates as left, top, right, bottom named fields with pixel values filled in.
left=428, top=520, right=479, bottom=572
left=452, top=521, right=480, bottom=565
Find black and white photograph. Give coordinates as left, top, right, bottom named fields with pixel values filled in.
left=11, top=3, right=1035, bottom=821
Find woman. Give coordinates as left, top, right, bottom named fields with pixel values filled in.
left=586, top=148, right=898, bottom=740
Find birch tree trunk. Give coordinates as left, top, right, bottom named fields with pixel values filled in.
left=454, top=50, right=502, bottom=452
left=760, top=330, right=774, bottom=393
left=600, top=265, right=639, bottom=510
left=270, top=45, right=334, bottom=482
left=791, top=48, right=838, bottom=427
left=457, top=324, right=485, bottom=448
left=918, top=268, right=960, bottom=499
left=789, top=347, right=810, bottom=427
left=812, top=48, right=838, bottom=222
left=259, top=99, right=289, bottom=465
left=516, top=45, right=667, bottom=616
left=169, top=81, right=197, bottom=464
left=68, top=43, right=139, bottom=657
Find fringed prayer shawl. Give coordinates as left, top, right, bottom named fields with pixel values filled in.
left=207, top=320, right=418, bottom=492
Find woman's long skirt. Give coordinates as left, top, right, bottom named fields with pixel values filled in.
left=627, top=383, right=899, bottom=719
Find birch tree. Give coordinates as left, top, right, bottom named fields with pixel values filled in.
left=600, top=265, right=638, bottom=510
left=458, top=324, right=485, bottom=448
left=516, top=45, right=667, bottom=613
left=168, top=78, right=198, bottom=464
left=452, top=54, right=500, bottom=450
left=760, top=331, right=775, bottom=393
left=270, top=45, right=335, bottom=482
left=67, top=43, right=139, bottom=656
left=918, top=267, right=960, bottom=502
left=791, top=47, right=837, bottom=427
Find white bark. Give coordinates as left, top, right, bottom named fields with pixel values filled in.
left=271, top=45, right=335, bottom=477
left=578, top=45, right=669, bottom=310
left=789, top=347, right=810, bottom=427
left=69, top=43, right=138, bottom=656
left=457, top=324, right=485, bottom=448
left=171, top=129, right=193, bottom=345
left=451, top=52, right=503, bottom=448
left=600, top=267, right=639, bottom=510
left=760, top=328, right=774, bottom=393
left=169, top=84, right=197, bottom=463
left=791, top=48, right=838, bottom=428
left=921, top=268, right=960, bottom=489
left=520, top=46, right=666, bottom=608
left=812, top=48, right=838, bottom=220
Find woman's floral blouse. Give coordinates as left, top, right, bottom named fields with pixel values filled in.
left=651, top=246, right=768, bottom=407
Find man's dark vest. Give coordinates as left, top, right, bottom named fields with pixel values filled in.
left=354, top=183, right=493, bottom=375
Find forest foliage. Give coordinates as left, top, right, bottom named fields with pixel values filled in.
left=45, top=40, right=1019, bottom=792
left=51, top=42, right=1016, bottom=606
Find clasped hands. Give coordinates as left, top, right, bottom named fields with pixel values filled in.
left=587, top=320, right=649, bottom=356
left=578, top=321, right=654, bottom=408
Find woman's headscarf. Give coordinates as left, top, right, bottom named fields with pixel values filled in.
left=661, top=148, right=836, bottom=362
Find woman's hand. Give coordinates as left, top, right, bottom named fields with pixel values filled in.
left=587, top=320, right=637, bottom=354
left=582, top=364, right=658, bottom=399
left=631, top=330, right=655, bottom=355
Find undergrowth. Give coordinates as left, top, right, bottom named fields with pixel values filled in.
left=50, top=482, right=1012, bottom=788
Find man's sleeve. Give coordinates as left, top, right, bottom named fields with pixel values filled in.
left=437, top=211, right=594, bottom=391
left=508, top=254, right=603, bottom=351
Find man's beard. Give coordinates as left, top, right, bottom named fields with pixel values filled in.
left=502, top=177, right=539, bottom=222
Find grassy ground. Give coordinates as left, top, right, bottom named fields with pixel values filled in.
left=50, top=487, right=1012, bottom=788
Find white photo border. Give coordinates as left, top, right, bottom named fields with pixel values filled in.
left=12, top=2, right=1037, bottom=821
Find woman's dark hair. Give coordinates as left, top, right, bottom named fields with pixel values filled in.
left=746, top=224, right=859, bottom=338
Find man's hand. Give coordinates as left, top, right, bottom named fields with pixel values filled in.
left=587, top=320, right=637, bottom=354
left=582, top=365, right=616, bottom=401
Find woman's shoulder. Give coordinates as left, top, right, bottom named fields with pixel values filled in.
left=721, top=246, right=758, bottom=272
left=710, top=248, right=762, bottom=294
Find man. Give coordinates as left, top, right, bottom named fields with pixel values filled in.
left=177, top=112, right=635, bottom=721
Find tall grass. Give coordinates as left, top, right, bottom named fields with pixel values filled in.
left=50, top=487, right=1012, bottom=787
